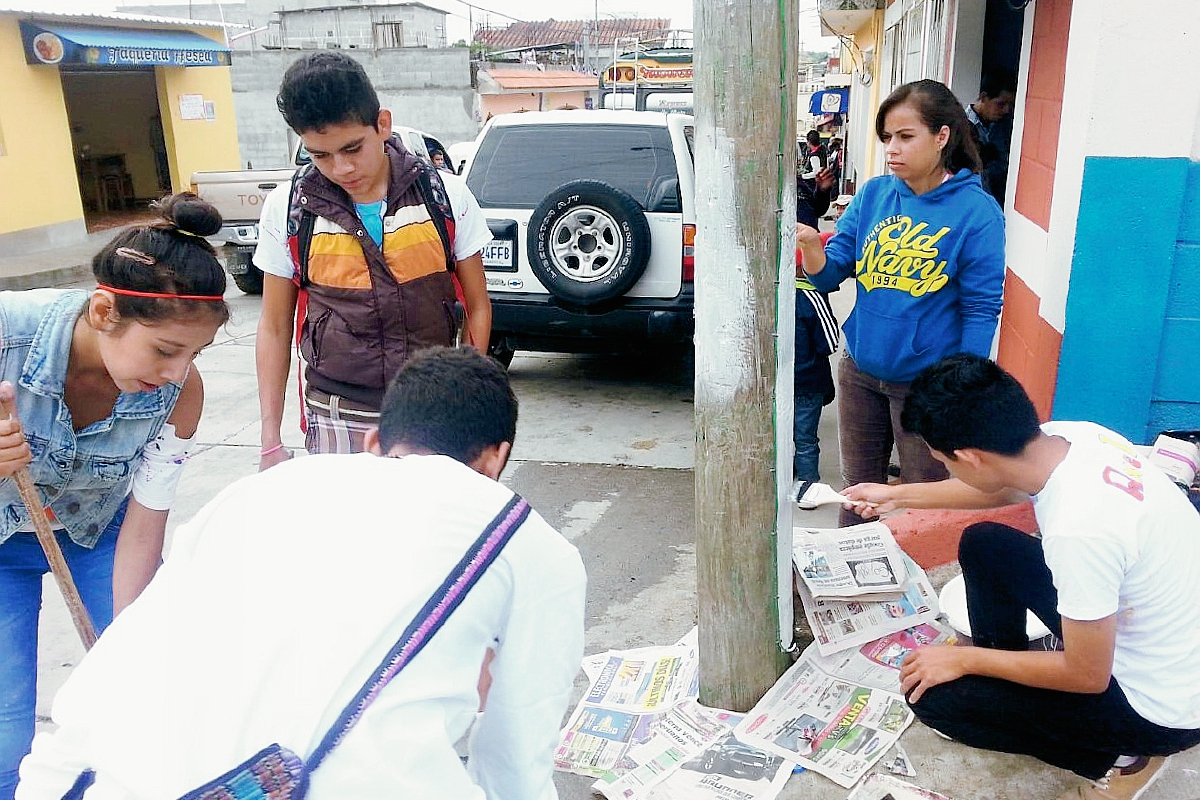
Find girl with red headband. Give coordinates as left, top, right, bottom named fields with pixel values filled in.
left=0, top=193, right=228, bottom=799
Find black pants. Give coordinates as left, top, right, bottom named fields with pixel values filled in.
left=909, top=522, right=1200, bottom=780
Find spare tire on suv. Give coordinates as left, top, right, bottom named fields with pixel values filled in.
left=527, top=180, right=652, bottom=308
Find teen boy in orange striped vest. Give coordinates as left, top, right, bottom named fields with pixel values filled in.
left=253, top=52, right=493, bottom=464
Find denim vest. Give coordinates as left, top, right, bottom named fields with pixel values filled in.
left=0, top=289, right=181, bottom=548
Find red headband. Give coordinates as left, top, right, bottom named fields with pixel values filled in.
left=96, top=284, right=225, bottom=302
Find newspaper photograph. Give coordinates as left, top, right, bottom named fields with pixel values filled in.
left=798, top=555, right=940, bottom=656
left=793, top=522, right=909, bottom=599
left=846, top=773, right=957, bottom=800
left=641, top=718, right=796, bottom=800
left=732, top=651, right=915, bottom=788
left=805, top=621, right=958, bottom=693
left=591, top=700, right=732, bottom=799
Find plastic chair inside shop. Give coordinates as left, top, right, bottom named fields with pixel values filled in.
left=96, top=155, right=134, bottom=212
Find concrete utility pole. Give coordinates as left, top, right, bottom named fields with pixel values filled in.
left=693, top=0, right=799, bottom=711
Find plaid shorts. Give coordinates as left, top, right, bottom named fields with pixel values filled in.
left=303, top=388, right=380, bottom=455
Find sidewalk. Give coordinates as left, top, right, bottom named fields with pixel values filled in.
left=0, top=227, right=126, bottom=291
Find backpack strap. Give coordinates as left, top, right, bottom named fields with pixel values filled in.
left=415, top=163, right=457, bottom=273
left=305, top=494, right=532, bottom=772
left=287, top=165, right=318, bottom=289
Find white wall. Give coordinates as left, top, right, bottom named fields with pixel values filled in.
left=1033, top=0, right=1200, bottom=331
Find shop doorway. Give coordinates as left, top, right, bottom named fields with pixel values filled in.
left=60, top=68, right=168, bottom=231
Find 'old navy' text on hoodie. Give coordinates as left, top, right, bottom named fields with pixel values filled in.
left=810, top=168, right=1005, bottom=383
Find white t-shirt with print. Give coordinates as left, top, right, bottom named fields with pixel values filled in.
left=254, top=170, right=493, bottom=280
left=1033, top=421, right=1200, bottom=729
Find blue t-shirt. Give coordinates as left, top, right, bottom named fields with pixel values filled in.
left=354, top=200, right=386, bottom=247
left=810, top=169, right=1005, bottom=383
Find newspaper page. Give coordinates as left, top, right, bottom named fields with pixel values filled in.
left=584, top=645, right=699, bottom=713
left=641, top=716, right=796, bottom=800
left=732, top=650, right=915, bottom=788
left=793, top=522, right=909, bottom=599
left=557, top=703, right=664, bottom=777
left=846, top=773, right=957, bottom=800
left=591, top=700, right=732, bottom=799
left=558, top=639, right=701, bottom=777
left=805, top=621, right=958, bottom=693
left=799, top=555, right=940, bottom=656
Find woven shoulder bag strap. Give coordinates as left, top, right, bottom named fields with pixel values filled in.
left=305, top=494, right=531, bottom=771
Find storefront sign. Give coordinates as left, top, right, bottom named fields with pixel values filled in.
left=20, top=21, right=231, bottom=68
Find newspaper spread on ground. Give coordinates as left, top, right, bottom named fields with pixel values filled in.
left=798, top=554, right=940, bottom=656
left=591, top=700, right=732, bottom=799
left=793, top=522, right=908, bottom=599
left=640, top=715, right=796, bottom=800
left=805, top=621, right=958, bottom=693
left=732, top=648, right=915, bottom=788
left=583, top=645, right=700, bottom=713
left=846, top=773, right=957, bottom=800
left=558, top=640, right=700, bottom=776
left=592, top=704, right=797, bottom=800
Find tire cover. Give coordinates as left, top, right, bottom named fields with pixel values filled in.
left=526, top=179, right=652, bottom=307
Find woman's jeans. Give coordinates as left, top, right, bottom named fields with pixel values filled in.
left=836, top=353, right=947, bottom=525
left=909, top=522, right=1200, bottom=779
left=0, top=501, right=124, bottom=799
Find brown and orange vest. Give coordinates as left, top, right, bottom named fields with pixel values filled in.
left=286, top=137, right=457, bottom=408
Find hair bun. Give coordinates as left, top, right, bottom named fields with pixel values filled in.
left=157, top=192, right=223, bottom=238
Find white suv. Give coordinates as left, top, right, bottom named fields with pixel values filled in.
left=464, top=110, right=696, bottom=365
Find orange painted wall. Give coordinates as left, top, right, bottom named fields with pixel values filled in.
left=1013, top=0, right=1071, bottom=231
left=996, top=269, right=1063, bottom=421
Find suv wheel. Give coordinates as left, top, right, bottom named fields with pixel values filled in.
left=527, top=180, right=652, bottom=307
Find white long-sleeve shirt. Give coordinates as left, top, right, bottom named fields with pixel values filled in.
left=17, top=453, right=586, bottom=800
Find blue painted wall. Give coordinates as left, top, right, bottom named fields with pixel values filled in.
left=1055, top=157, right=1200, bottom=443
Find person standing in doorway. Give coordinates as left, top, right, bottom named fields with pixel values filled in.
left=966, top=69, right=1017, bottom=206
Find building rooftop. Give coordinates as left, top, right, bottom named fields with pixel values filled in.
left=474, top=18, right=672, bottom=51
left=480, top=67, right=599, bottom=91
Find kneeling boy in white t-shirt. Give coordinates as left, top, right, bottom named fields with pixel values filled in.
left=841, top=353, right=1200, bottom=800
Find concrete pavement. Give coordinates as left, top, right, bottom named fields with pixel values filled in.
left=10, top=239, right=1200, bottom=800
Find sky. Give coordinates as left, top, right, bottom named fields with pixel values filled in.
left=8, top=0, right=836, bottom=50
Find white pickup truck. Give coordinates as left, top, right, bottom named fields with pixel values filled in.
left=191, top=126, right=452, bottom=294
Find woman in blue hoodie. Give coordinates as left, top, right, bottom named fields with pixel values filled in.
left=797, top=79, right=1005, bottom=523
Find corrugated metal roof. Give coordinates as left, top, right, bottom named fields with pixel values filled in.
left=0, top=6, right=227, bottom=29
left=474, top=18, right=671, bottom=52
left=482, top=68, right=598, bottom=90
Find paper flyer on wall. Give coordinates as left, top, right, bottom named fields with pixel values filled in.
left=804, top=621, right=958, bottom=693
left=732, top=650, right=915, bottom=788
left=798, top=554, right=940, bottom=656
left=793, top=522, right=909, bottom=599
left=846, top=773, right=958, bottom=800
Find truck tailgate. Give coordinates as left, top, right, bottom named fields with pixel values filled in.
left=191, top=168, right=294, bottom=225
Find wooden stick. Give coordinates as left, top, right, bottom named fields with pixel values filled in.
left=1, top=396, right=97, bottom=650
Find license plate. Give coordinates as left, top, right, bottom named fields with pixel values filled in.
left=481, top=238, right=516, bottom=271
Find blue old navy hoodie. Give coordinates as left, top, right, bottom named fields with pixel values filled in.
left=810, top=169, right=1005, bottom=383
